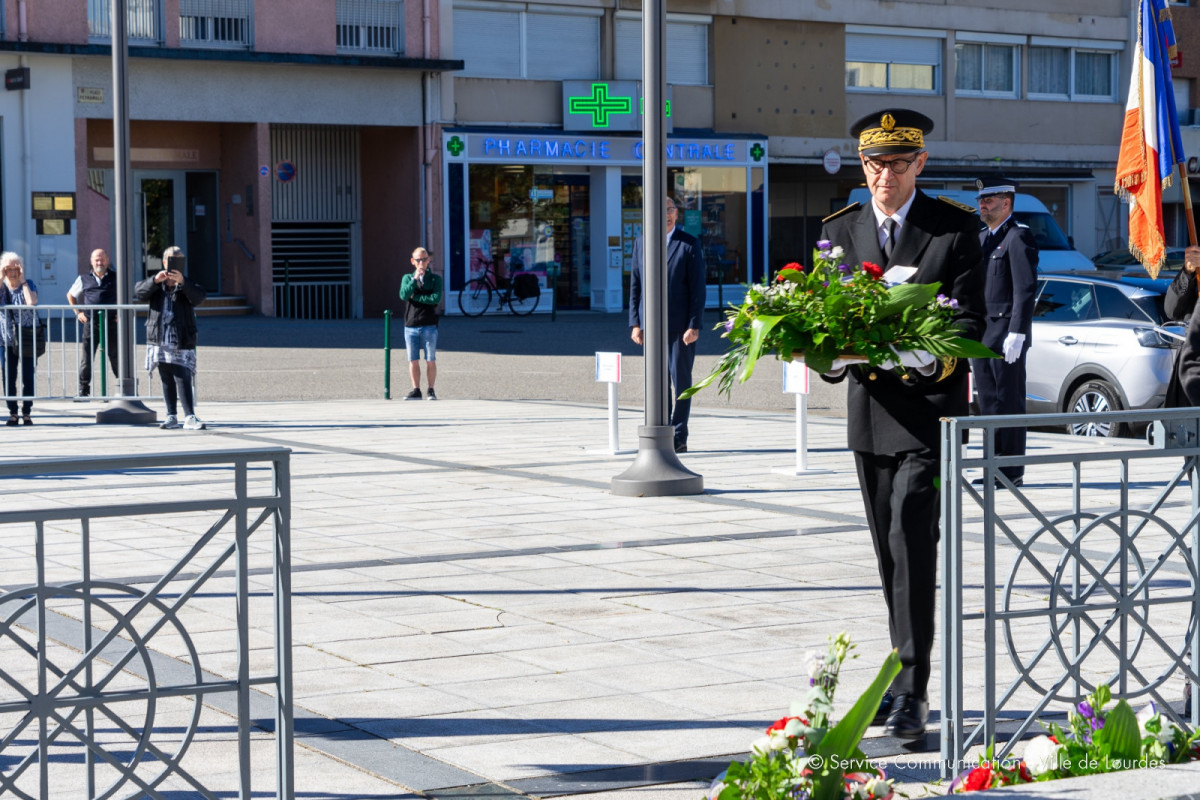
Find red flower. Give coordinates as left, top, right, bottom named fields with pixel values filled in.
left=862, top=262, right=884, bottom=279
left=765, top=715, right=807, bottom=734
left=962, top=765, right=994, bottom=792
left=784, top=262, right=804, bottom=272
left=775, top=273, right=787, bottom=282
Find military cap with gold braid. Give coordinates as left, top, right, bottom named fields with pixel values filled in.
left=850, top=108, right=934, bottom=157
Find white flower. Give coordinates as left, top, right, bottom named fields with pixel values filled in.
left=806, top=652, right=826, bottom=680
left=1138, top=705, right=1178, bottom=744
left=828, top=245, right=845, bottom=260
left=750, top=731, right=789, bottom=755
left=1023, top=735, right=1062, bottom=776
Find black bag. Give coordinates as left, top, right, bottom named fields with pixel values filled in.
left=513, top=272, right=540, bottom=300
left=18, top=321, right=46, bottom=358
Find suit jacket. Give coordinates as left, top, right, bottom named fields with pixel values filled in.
left=820, top=191, right=986, bottom=454
left=981, top=217, right=1038, bottom=346
left=628, top=228, right=706, bottom=336
left=1165, top=267, right=1199, bottom=408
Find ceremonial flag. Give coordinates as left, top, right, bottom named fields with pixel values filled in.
left=1115, top=0, right=1185, bottom=278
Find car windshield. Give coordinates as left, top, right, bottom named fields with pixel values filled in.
left=1013, top=211, right=1071, bottom=250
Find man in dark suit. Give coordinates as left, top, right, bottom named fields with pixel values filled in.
left=629, top=195, right=707, bottom=453
left=820, top=108, right=985, bottom=739
left=970, top=176, right=1038, bottom=486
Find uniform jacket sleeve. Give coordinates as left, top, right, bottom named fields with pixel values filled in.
left=1006, top=226, right=1039, bottom=335
left=684, top=237, right=706, bottom=331
left=1165, top=267, right=1199, bottom=322
left=628, top=238, right=643, bottom=328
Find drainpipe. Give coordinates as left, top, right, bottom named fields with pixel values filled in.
left=421, top=0, right=435, bottom=250
left=18, top=0, right=27, bottom=41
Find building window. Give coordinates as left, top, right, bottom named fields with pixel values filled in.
left=955, top=42, right=1018, bottom=96
left=846, top=32, right=942, bottom=93
left=180, top=0, right=253, bottom=49
left=337, top=0, right=404, bottom=55
left=614, top=15, right=711, bottom=86
left=89, top=0, right=161, bottom=42
left=1028, top=45, right=1119, bottom=101
left=455, top=4, right=601, bottom=80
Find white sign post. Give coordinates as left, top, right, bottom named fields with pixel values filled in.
left=589, top=352, right=635, bottom=455
left=773, top=360, right=832, bottom=475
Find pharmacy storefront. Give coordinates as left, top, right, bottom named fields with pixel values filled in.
left=442, top=129, right=768, bottom=313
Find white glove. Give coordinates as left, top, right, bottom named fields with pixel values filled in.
left=1002, top=332, right=1026, bottom=364
left=822, top=356, right=860, bottom=377
left=886, top=347, right=938, bottom=376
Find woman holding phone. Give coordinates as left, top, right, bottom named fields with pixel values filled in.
left=135, top=246, right=208, bottom=429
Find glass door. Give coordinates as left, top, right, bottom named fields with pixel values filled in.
left=134, top=171, right=185, bottom=280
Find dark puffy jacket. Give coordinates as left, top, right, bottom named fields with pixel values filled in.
left=134, top=275, right=207, bottom=350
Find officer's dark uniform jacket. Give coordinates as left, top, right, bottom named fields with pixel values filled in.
left=1165, top=267, right=1199, bottom=408
left=980, top=216, right=1038, bottom=348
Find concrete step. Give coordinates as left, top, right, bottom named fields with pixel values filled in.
left=196, top=296, right=254, bottom=317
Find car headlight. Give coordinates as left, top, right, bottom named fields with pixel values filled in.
left=1133, top=326, right=1178, bottom=348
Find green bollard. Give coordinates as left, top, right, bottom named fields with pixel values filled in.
left=383, top=309, right=392, bottom=400
left=98, top=309, right=107, bottom=398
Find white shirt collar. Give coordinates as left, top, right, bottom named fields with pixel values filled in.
left=987, top=213, right=1013, bottom=235
left=871, top=190, right=917, bottom=231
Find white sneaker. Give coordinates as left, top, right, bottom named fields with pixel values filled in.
left=160, top=415, right=180, bottom=430
left=183, top=415, right=206, bottom=430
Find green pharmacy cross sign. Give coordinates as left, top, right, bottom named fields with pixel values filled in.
left=750, top=143, right=765, bottom=162
left=569, top=83, right=634, bottom=128
left=447, top=136, right=465, bottom=156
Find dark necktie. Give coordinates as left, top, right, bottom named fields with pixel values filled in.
left=882, top=218, right=897, bottom=263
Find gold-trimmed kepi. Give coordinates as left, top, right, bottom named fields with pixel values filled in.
left=851, top=108, right=934, bottom=156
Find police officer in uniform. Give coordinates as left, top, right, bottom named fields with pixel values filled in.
left=820, top=108, right=985, bottom=740
left=970, top=177, right=1038, bottom=486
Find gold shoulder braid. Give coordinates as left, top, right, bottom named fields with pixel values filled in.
left=822, top=202, right=861, bottom=223
left=936, top=356, right=958, bottom=383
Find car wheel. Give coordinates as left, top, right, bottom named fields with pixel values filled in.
left=1066, top=380, right=1127, bottom=438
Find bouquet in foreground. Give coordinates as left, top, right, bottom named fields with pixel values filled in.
left=950, top=684, right=1200, bottom=793
left=707, top=633, right=901, bottom=800
left=681, top=242, right=997, bottom=399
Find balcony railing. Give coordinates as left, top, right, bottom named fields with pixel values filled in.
left=88, top=0, right=161, bottom=42
left=337, top=0, right=405, bottom=56
left=180, top=0, right=253, bottom=49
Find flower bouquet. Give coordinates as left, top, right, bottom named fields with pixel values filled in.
left=949, top=684, right=1200, bottom=793
left=707, top=633, right=901, bottom=800
left=681, top=242, right=997, bottom=400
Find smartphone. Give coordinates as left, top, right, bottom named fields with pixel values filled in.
left=165, top=255, right=186, bottom=274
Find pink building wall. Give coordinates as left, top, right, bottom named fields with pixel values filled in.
left=14, top=0, right=88, bottom=43
left=256, top=0, right=335, bottom=55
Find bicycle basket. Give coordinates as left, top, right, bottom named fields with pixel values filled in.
left=512, top=272, right=541, bottom=300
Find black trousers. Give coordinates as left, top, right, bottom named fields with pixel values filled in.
left=4, top=350, right=34, bottom=415
left=158, top=362, right=195, bottom=417
left=854, top=448, right=940, bottom=699
left=971, top=336, right=1028, bottom=480
left=79, top=315, right=119, bottom=394
left=668, top=335, right=696, bottom=444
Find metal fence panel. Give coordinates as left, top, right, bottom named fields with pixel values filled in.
left=941, top=408, right=1200, bottom=777
left=0, top=448, right=293, bottom=799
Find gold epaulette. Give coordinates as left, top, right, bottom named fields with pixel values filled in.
left=822, top=202, right=861, bottom=223
left=937, top=196, right=977, bottom=214
left=935, top=356, right=958, bottom=383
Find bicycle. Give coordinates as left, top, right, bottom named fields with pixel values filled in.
left=457, top=258, right=541, bottom=316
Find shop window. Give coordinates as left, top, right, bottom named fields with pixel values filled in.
left=179, top=0, right=252, bottom=49
left=846, top=31, right=942, bottom=93
left=89, top=0, right=161, bottom=42
left=614, top=16, right=711, bottom=86
left=337, top=0, right=404, bottom=55
left=955, top=41, right=1018, bottom=97
left=1028, top=44, right=1119, bottom=101
left=455, top=5, right=601, bottom=80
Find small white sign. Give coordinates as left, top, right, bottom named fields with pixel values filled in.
left=783, top=360, right=811, bottom=394
left=595, top=352, right=622, bottom=383
left=822, top=149, right=842, bottom=175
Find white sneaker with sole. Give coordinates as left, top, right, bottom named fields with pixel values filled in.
left=160, top=415, right=180, bottom=430
left=183, top=415, right=206, bottom=430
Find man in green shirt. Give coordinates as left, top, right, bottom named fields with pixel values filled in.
left=398, top=247, right=444, bottom=400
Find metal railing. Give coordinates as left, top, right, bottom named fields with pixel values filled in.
left=0, top=448, right=293, bottom=799
left=941, top=408, right=1200, bottom=777
left=0, top=304, right=160, bottom=404
left=88, top=0, right=162, bottom=42
left=179, top=0, right=253, bottom=49
left=336, top=0, right=405, bottom=55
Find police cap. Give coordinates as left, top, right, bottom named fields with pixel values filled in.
left=975, top=175, right=1018, bottom=199
left=851, top=108, right=934, bottom=156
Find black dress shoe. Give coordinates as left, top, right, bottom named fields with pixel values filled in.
left=872, top=690, right=895, bottom=725
left=674, top=441, right=687, bottom=454
left=884, top=693, right=929, bottom=739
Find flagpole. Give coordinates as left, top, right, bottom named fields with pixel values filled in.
left=1178, top=162, right=1198, bottom=248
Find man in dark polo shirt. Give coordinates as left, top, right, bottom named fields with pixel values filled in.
left=66, top=248, right=119, bottom=399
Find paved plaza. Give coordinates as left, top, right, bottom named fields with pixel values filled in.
left=3, top=384, right=1196, bottom=798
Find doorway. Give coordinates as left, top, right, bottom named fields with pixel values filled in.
left=133, top=170, right=220, bottom=292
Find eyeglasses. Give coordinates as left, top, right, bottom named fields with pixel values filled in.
left=863, top=155, right=921, bottom=175
left=413, top=257, right=430, bottom=262
left=665, top=206, right=678, bottom=214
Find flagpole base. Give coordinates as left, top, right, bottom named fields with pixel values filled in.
left=95, top=399, right=157, bottom=425
left=611, top=425, right=703, bottom=497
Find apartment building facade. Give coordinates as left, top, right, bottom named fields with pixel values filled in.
left=0, top=0, right=460, bottom=317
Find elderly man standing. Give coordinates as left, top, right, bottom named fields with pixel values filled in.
left=820, top=109, right=985, bottom=739
left=66, top=248, right=119, bottom=400
left=970, top=176, right=1038, bottom=487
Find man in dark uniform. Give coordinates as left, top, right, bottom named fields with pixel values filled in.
left=820, top=108, right=985, bottom=739
left=629, top=195, right=706, bottom=453
left=970, top=177, right=1038, bottom=486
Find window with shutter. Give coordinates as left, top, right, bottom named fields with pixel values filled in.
left=615, top=18, right=710, bottom=86
left=526, top=13, right=600, bottom=80
left=455, top=8, right=523, bottom=78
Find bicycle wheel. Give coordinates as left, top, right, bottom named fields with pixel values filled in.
left=507, top=288, right=540, bottom=316
left=458, top=280, right=492, bottom=316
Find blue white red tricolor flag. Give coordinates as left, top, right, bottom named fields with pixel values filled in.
left=1116, top=0, right=1185, bottom=278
